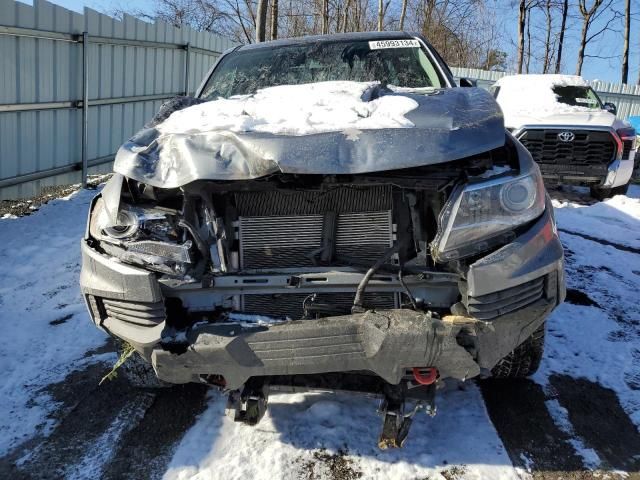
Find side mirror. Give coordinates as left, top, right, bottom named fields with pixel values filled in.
left=603, top=102, right=617, bottom=115
left=459, top=77, right=477, bottom=88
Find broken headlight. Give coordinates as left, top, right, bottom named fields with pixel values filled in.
left=89, top=197, right=193, bottom=275
left=431, top=162, right=546, bottom=262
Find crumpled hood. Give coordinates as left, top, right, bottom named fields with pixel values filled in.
left=113, top=86, right=505, bottom=188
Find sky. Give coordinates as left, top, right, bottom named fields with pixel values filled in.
left=21, top=0, right=640, bottom=84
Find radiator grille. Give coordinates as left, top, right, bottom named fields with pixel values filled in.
left=234, top=186, right=392, bottom=216
left=242, top=292, right=397, bottom=320
left=239, top=215, right=324, bottom=269
left=518, top=129, right=616, bottom=166
left=236, top=187, right=396, bottom=318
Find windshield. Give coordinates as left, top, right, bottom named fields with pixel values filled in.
left=552, top=85, right=602, bottom=109
left=201, top=39, right=447, bottom=99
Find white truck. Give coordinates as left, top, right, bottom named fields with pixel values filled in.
left=492, top=74, right=636, bottom=199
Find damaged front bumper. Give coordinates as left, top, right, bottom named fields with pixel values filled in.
left=81, top=199, right=564, bottom=389
left=152, top=290, right=557, bottom=389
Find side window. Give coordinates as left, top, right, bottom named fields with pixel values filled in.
left=489, top=85, right=500, bottom=99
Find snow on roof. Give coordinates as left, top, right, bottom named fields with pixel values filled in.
left=157, top=81, right=419, bottom=137
left=493, top=74, right=595, bottom=119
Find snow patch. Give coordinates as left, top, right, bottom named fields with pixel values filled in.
left=0, top=188, right=108, bottom=455
left=495, top=74, right=599, bottom=119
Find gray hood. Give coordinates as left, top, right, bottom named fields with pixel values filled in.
left=113, top=87, right=505, bottom=188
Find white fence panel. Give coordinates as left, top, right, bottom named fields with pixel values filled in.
left=0, top=0, right=237, bottom=200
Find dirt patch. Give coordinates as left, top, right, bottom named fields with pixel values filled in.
left=559, top=228, right=640, bottom=255
left=100, top=384, right=209, bottom=480
left=480, top=379, right=586, bottom=479
left=547, top=186, right=597, bottom=206
left=565, top=289, right=600, bottom=308
left=481, top=377, right=640, bottom=480
left=0, top=175, right=109, bottom=218
left=549, top=375, right=640, bottom=474
left=440, top=465, right=467, bottom=480
left=0, top=361, right=148, bottom=479
left=49, top=313, right=74, bottom=326
left=301, top=449, right=363, bottom=480
left=0, top=355, right=210, bottom=480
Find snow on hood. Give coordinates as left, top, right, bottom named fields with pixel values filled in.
left=494, top=74, right=616, bottom=129
left=114, top=82, right=505, bottom=188
left=157, top=81, right=419, bottom=136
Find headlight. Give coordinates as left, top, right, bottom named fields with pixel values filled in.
left=89, top=197, right=193, bottom=275
left=431, top=163, right=546, bottom=262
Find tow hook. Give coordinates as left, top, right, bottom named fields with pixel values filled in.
left=225, top=378, right=269, bottom=426
left=377, top=377, right=437, bottom=449
left=412, top=367, right=438, bottom=385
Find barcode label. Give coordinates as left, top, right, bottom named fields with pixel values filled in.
left=368, top=39, right=420, bottom=50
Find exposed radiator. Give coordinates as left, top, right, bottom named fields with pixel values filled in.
left=238, top=211, right=394, bottom=269
left=233, top=187, right=397, bottom=319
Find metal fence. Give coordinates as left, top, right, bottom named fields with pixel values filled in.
left=0, top=0, right=236, bottom=200
left=451, top=67, right=640, bottom=120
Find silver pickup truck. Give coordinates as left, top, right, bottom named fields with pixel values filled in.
left=81, top=31, right=565, bottom=448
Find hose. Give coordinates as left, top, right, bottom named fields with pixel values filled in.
left=352, top=244, right=400, bottom=313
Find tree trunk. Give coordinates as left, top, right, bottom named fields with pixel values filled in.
left=622, top=0, right=630, bottom=83
left=378, top=0, right=384, bottom=30
left=399, top=0, right=408, bottom=30
left=576, top=19, right=588, bottom=75
left=341, top=0, right=352, bottom=32
left=525, top=10, right=531, bottom=73
left=517, top=0, right=526, bottom=74
left=555, top=0, right=568, bottom=73
left=322, top=0, right=329, bottom=34
left=270, top=0, right=278, bottom=40
left=542, top=0, right=552, bottom=73
left=256, top=0, right=268, bottom=42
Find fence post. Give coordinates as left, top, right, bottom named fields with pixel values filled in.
left=81, top=31, right=89, bottom=188
left=184, top=42, right=191, bottom=96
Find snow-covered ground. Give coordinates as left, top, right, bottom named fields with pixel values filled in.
left=0, top=188, right=110, bottom=454
left=1, top=184, right=639, bottom=479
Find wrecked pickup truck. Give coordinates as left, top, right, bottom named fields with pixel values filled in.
left=80, top=32, right=565, bottom=448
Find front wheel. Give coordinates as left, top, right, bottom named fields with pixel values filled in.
left=590, top=182, right=629, bottom=200
left=491, top=323, right=545, bottom=379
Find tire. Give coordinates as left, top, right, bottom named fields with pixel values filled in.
left=120, top=350, right=170, bottom=389
left=590, top=182, right=629, bottom=200
left=491, top=323, right=545, bottom=379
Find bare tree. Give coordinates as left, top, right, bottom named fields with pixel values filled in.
left=516, top=0, right=531, bottom=73
left=322, top=0, right=329, bottom=33
left=622, top=0, right=630, bottom=83
left=517, top=0, right=526, bottom=73
left=378, top=0, right=384, bottom=30
left=399, top=0, right=408, bottom=30
left=256, top=0, right=268, bottom=41
left=542, top=0, right=552, bottom=72
left=341, top=0, right=352, bottom=32
left=555, top=0, right=568, bottom=73
left=576, top=0, right=619, bottom=76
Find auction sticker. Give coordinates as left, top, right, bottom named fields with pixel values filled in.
left=369, top=39, right=420, bottom=49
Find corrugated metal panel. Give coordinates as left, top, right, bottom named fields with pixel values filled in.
left=451, top=67, right=640, bottom=121
left=0, top=0, right=237, bottom=200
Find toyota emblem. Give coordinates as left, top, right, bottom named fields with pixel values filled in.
left=558, top=131, right=575, bottom=142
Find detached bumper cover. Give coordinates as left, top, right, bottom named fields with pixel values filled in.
left=152, top=281, right=557, bottom=389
